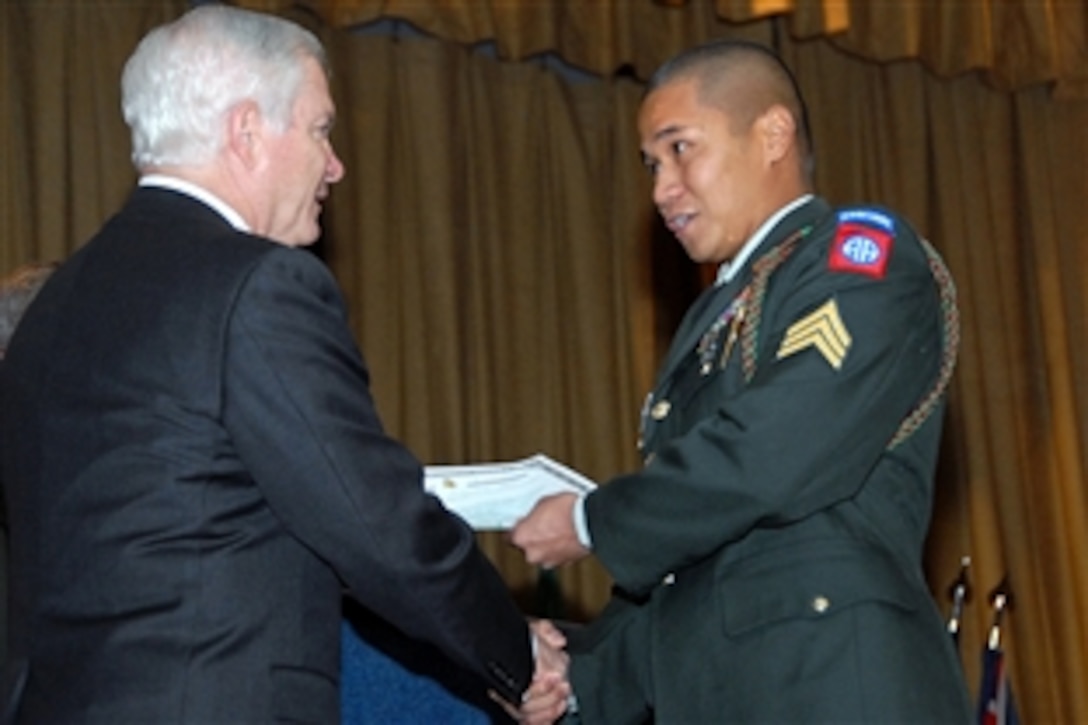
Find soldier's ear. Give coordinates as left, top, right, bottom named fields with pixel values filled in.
left=758, top=104, right=796, bottom=165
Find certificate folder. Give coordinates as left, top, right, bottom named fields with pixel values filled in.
left=424, top=454, right=597, bottom=531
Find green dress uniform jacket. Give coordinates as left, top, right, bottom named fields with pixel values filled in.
left=568, top=197, right=972, bottom=724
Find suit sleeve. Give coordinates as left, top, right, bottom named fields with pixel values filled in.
left=219, top=247, right=532, bottom=702
left=586, top=216, right=944, bottom=595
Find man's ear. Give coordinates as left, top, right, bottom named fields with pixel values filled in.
left=226, top=101, right=263, bottom=169
left=758, top=104, right=797, bottom=165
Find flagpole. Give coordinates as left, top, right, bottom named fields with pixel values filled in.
left=986, top=576, right=1013, bottom=651
left=946, top=555, right=972, bottom=646
left=977, top=575, right=1020, bottom=725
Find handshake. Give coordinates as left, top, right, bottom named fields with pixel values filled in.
left=491, top=618, right=574, bottom=725
left=496, top=491, right=593, bottom=724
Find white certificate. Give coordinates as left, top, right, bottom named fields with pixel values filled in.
left=424, top=453, right=597, bottom=531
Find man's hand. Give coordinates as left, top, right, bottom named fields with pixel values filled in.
left=509, top=493, right=589, bottom=568
left=489, top=620, right=571, bottom=724
left=530, top=618, right=567, bottom=650
left=523, top=620, right=571, bottom=724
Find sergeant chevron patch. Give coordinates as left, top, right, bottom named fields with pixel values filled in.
left=776, top=298, right=852, bottom=370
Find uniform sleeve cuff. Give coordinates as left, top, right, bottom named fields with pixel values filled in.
left=573, top=494, right=592, bottom=549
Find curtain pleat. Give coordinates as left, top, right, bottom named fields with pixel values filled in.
left=321, top=32, right=657, bottom=612
left=1, top=0, right=185, bottom=271
left=244, top=0, right=1088, bottom=97
left=4, top=0, right=1087, bottom=720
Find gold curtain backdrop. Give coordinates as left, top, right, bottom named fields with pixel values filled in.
left=3, top=0, right=1086, bottom=721
left=243, top=0, right=1088, bottom=97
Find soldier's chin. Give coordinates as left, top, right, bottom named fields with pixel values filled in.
left=678, top=234, right=711, bottom=264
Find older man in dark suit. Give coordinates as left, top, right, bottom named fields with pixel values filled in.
left=0, top=6, right=568, bottom=723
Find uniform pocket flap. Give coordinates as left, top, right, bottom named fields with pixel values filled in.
left=718, top=546, right=920, bottom=637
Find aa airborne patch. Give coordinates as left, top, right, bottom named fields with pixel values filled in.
left=828, top=209, right=895, bottom=280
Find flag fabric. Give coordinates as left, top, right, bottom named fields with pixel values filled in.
left=977, top=645, right=1020, bottom=725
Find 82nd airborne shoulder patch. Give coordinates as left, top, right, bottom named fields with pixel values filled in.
left=828, top=208, right=895, bottom=280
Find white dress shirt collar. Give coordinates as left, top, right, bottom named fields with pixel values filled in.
left=714, top=194, right=814, bottom=286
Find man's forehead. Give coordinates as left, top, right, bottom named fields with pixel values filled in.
left=294, top=61, right=335, bottom=112
left=639, top=82, right=719, bottom=137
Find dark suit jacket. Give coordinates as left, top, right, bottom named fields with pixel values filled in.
left=569, top=198, right=972, bottom=723
left=0, top=187, right=531, bottom=723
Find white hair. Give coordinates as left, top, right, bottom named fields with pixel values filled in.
left=121, top=4, right=327, bottom=169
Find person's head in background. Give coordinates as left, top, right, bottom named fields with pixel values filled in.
left=638, top=40, right=814, bottom=266
left=121, top=4, right=345, bottom=247
left=0, top=262, right=58, bottom=360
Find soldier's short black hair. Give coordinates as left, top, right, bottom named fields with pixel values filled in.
left=647, top=39, right=814, bottom=177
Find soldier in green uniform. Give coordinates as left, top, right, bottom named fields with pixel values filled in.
left=512, top=40, right=973, bottom=724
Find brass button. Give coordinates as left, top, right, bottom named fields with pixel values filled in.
left=662, top=573, right=676, bottom=585
left=650, top=400, right=671, bottom=420
left=812, top=595, right=830, bottom=613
